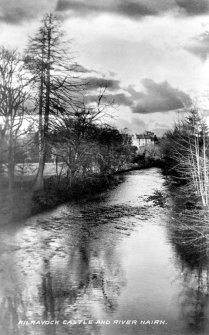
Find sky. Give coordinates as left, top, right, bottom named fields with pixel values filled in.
left=0, top=0, right=209, bottom=135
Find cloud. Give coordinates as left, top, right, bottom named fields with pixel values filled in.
left=116, top=1, right=157, bottom=18
left=85, top=93, right=133, bottom=107
left=86, top=76, right=121, bottom=90
left=152, top=127, right=168, bottom=137
left=132, top=79, right=192, bottom=114
left=85, top=78, right=192, bottom=114
left=126, top=85, right=145, bottom=100
left=154, top=122, right=170, bottom=128
left=85, top=76, right=134, bottom=107
left=56, top=0, right=156, bottom=19
left=56, top=0, right=101, bottom=16
left=0, top=0, right=57, bottom=24
left=185, top=33, right=209, bottom=61
left=115, top=117, right=147, bottom=133
left=175, top=0, right=209, bottom=16
left=77, top=65, right=99, bottom=74
left=130, top=117, right=148, bottom=133
left=0, top=6, right=30, bottom=24
left=105, top=93, right=133, bottom=106
left=0, top=0, right=208, bottom=25
left=56, top=0, right=209, bottom=19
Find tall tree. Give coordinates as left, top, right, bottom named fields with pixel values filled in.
left=25, top=13, right=84, bottom=189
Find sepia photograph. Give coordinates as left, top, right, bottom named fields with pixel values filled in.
left=0, top=1, right=209, bottom=334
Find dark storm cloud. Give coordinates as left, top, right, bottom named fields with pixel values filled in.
left=132, top=79, right=192, bottom=114
left=86, top=93, right=133, bottom=107
left=185, top=33, right=209, bottom=61
left=86, top=77, right=121, bottom=90
left=56, top=0, right=209, bottom=19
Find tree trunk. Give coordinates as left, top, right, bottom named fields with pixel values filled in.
left=33, top=37, right=46, bottom=191
left=8, top=127, right=15, bottom=212
left=34, top=144, right=45, bottom=190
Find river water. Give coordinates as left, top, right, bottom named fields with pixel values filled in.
left=0, top=168, right=209, bottom=335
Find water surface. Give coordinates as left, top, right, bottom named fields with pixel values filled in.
left=0, top=168, right=209, bottom=335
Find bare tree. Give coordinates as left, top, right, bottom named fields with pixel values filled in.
left=162, top=109, right=209, bottom=208
left=0, top=47, right=30, bottom=197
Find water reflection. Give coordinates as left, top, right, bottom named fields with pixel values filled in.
left=0, top=202, right=138, bottom=334
left=40, top=259, right=56, bottom=335
left=169, top=196, right=209, bottom=334
left=0, top=295, right=22, bottom=335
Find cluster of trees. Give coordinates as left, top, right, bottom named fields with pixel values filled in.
left=50, top=118, right=134, bottom=187
left=0, top=14, right=134, bottom=198
left=161, top=109, right=209, bottom=208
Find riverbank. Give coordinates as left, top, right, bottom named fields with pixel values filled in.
left=31, top=173, right=125, bottom=214
left=32, top=161, right=163, bottom=213
left=0, top=160, right=163, bottom=225
left=161, top=167, right=207, bottom=211
left=0, top=173, right=125, bottom=225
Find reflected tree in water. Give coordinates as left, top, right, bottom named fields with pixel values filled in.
left=0, top=294, right=28, bottom=335
left=34, top=210, right=127, bottom=334
left=169, top=205, right=209, bottom=333
left=39, top=258, right=56, bottom=335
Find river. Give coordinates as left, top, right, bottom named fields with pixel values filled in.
left=0, top=168, right=209, bottom=335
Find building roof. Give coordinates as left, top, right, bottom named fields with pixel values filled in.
left=136, top=134, right=154, bottom=139
left=136, top=130, right=156, bottom=140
